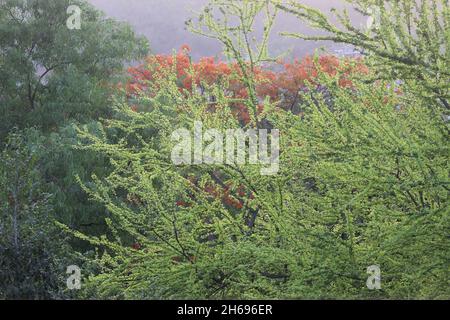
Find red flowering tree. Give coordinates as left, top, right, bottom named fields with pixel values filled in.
left=125, top=45, right=368, bottom=122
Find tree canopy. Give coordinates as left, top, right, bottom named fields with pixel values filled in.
left=0, top=0, right=448, bottom=300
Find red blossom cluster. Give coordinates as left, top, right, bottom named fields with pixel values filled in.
left=175, top=175, right=253, bottom=211
left=125, top=45, right=368, bottom=123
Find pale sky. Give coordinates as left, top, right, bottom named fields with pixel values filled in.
left=88, top=0, right=366, bottom=59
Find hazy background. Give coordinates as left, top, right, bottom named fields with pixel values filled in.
left=88, top=0, right=366, bottom=60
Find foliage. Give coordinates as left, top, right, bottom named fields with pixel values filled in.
left=0, top=0, right=149, bottom=298
left=0, top=0, right=149, bottom=138
left=1, top=0, right=448, bottom=300
left=275, top=0, right=450, bottom=111
left=74, top=52, right=449, bottom=298
left=0, top=0, right=148, bottom=241
left=73, top=27, right=449, bottom=302
left=0, top=129, right=72, bottom=299
left=126, top=46, right=366, bottom=123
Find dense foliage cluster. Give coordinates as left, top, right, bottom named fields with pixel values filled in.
left=0, top=0, right=448, bottom=299
left=0, top=0, right=148, bottom=299
left=126, top=46, right=367, bottom=122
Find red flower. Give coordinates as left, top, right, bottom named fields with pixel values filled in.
left=124, top=46, right=368, bottom=123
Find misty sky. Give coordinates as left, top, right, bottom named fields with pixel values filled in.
left=88, top=0, right=366, bottom=59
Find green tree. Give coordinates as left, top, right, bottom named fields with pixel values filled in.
left=70, top=60, right=450, bottom=299
left=275, top=0, right=449, bottom=111
left=0, top=0, right=149, bottom=244
left=0, top=0, right=148, bottom=137
left=0, top=129, right=72, bottom=299
left=61, top=0, right=450, bottom=299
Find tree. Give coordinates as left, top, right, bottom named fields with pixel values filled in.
left=71, top=56, right=449, bottom=299
left=0, top=0, right=149, bottom=247
left=56, top=0, right=449, bottom=299
left=0, top=0, right=149, bottom=138
left=0, top=129, right=71, bottom=299
left=275, top=0, right=449, bottom=111
left=0, top=0, right=149, bottom=298
left=186, top=0, right=280, bottom=128
left=126, top=46, right=366, bottom=123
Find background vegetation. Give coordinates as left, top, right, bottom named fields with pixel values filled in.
left=0, top=0, right=448, bottom=299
